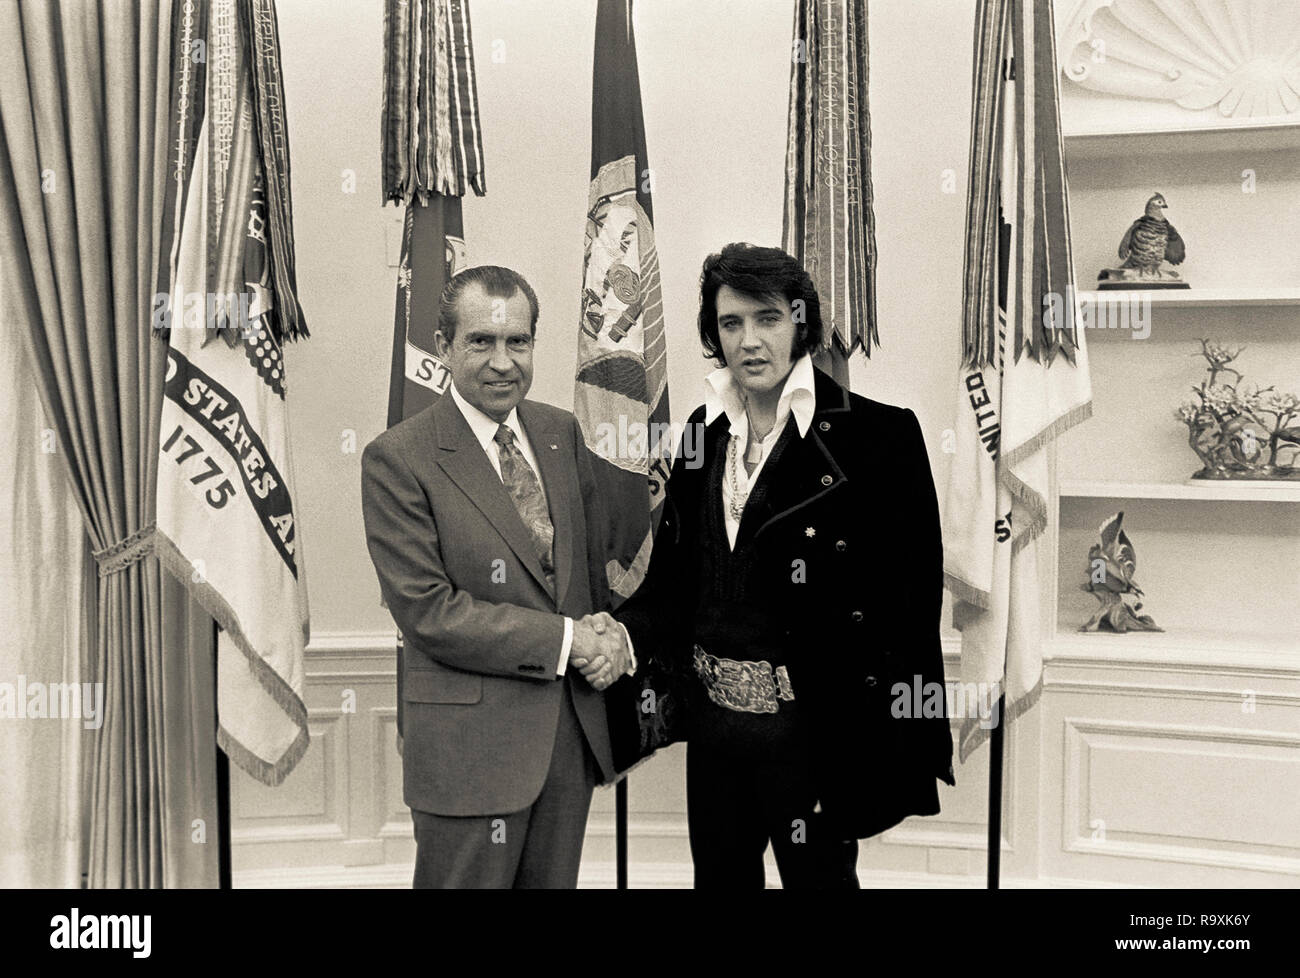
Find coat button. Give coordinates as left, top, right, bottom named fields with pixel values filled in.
left=851, top=610, right=864, bottom=622
left=819, top=420, right=830, bottom=432
left=820, top=474, right=833, bottom=486
left=864, top=675, right=878, bottom=687
left=835, top=539, right=847, bottom=552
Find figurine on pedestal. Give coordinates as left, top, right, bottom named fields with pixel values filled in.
left=1080, top=512, right=1162, bottom=633
left=1097, top=192, right=1189, bottom=290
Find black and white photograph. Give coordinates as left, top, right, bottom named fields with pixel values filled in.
left=0, top=0, right=1296, bottom=954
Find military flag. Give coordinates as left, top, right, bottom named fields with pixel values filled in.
left=154, top=0, right=311, bottom=785
left=782, top=0, right=880, bottom=381
left=944, top=0, right=1092, bottom=762
left=382, top=0, right=483, bottom=426
left=574, top=0, right=671, bottom=603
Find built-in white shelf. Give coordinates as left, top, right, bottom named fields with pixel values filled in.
left=1048, top=627, right=1300, bottom=668
left=1051, top=102, right=1300, bottom=685
left=1073, top=287, right=1300, bottom=308
left=1059, top=479, right=1300, bottom=502
left=1063, top=120, right=1300, bottom=160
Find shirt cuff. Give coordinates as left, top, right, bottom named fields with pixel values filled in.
left=618, top=622, right=637, bottom=676
left=557, top=617, right=573, bottom=676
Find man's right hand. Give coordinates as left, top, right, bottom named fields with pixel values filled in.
left=570, top=613, right=631, bottom=691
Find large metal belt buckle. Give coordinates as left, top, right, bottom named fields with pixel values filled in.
left=692, top=645, right=795, bottom=715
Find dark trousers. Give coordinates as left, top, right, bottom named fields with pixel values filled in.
left=686, top=742, right=860, bottom=889
left=411, top=675, right=596, bottom=888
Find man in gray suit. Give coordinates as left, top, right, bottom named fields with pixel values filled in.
left=361, top=265, right=633, bottom=888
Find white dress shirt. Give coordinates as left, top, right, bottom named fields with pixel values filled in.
left=703, top=352, right=817, bottom=549
left=449, top=382, right=547, bottom=489
left=448, top=383, right=633, bottom=681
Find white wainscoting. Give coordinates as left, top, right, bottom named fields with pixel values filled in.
left=231, top=634, right=1300, bottom=888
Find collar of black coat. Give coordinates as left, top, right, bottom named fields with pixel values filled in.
left=690, top=366, right=850, bottom=542
left=811, top=363, right=852, bottom=416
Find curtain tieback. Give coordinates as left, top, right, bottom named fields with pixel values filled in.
left=92, top=522, right=156, bottom=578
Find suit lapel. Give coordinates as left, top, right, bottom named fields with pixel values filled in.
left=519, top=401, right=575, bottom=610
left=748, top=368, right=851, bottom=541
left=733, top=414, right=797, bottom=548
left=432, top=395, right=555, bottom=598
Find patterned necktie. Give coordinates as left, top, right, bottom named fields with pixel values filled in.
left=494, top=423, right=556, bottom=592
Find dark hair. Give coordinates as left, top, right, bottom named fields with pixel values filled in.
left=437, top=265, right=540, bottom=341
left=697, top=243, right=824, bottom=365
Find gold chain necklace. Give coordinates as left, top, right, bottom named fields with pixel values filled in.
left=727, top=401, right=776, bottom=522
left=726, top=435, right=750, bottom=521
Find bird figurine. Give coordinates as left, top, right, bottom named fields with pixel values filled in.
left=1080, top=512, right=1162, bottom=633
left=1098, top=193, right=1188, bottom=289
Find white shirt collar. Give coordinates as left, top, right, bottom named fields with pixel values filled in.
left=703, top=352, right=817, bottom=442
left=449, top=382, right=525, bottom=455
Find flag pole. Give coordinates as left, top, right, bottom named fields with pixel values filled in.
left=616, top=780, right=628, bottom=888
left=216, top=748, right=232, bottom=888
left=612, top=588, right=629, bottom=890
left=215, top=619, right=232, bottom=889
left=986, top=692, right=1005, bottom=888
left=581, top=0, right=668, bottom=892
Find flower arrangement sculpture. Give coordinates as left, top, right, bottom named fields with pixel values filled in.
left=1176, top=339, right=1300, bottom=481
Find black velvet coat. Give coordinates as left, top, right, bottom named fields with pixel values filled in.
left=610, top=366, right=956, bottom=839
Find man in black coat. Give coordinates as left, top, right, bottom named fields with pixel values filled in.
left=611, top=243, right=955, bottom=888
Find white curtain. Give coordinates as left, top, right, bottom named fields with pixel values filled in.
left=0, top=301, right=91, bottom=887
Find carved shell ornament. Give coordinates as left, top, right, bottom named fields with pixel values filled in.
left=1058, top=0, right=1300, bottom=118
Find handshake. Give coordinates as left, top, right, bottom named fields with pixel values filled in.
left=570, top=612, right=633, bottom=692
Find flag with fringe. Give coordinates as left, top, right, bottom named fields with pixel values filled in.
left=382, top=0, right=484, bottom=427
left=782, top=0, right=879, bottom=366
left=154, top=0, right=310, bottom=785
left=943, top=0, right=1091, bottom=763
left=574, top=0, right=670, bottom=602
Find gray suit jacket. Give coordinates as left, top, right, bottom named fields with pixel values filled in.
left=361, top=393, right=616, bottom=816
